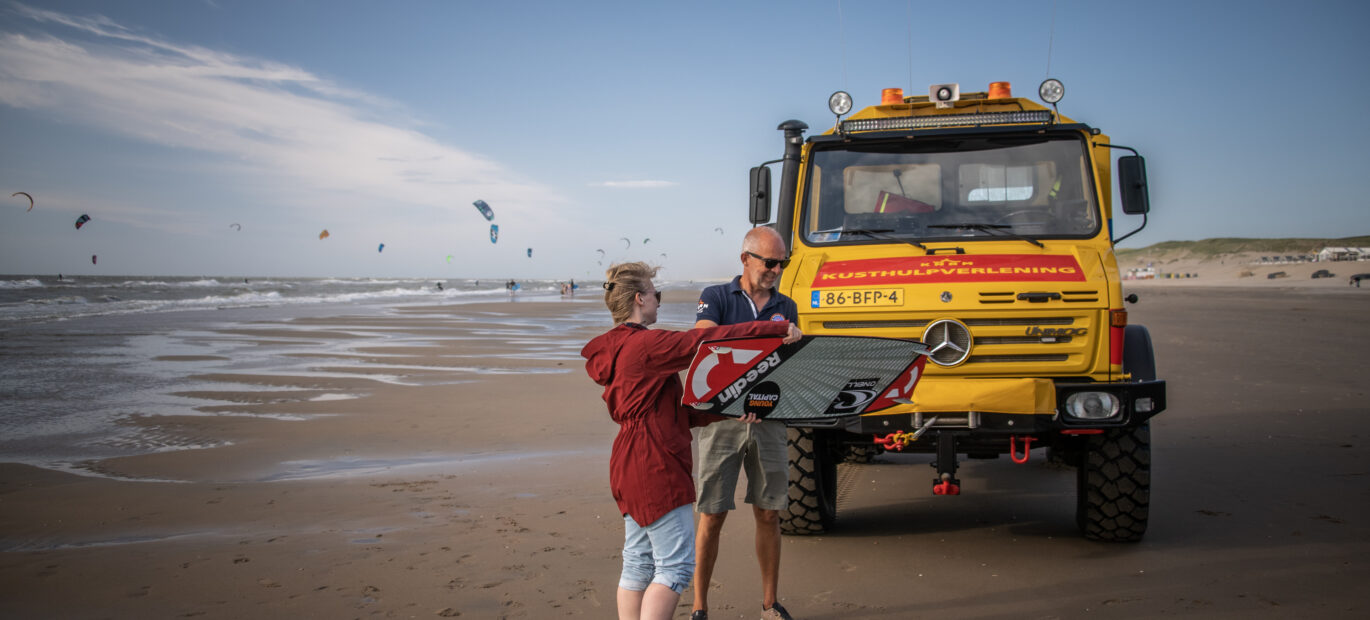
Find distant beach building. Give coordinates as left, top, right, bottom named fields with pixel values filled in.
left=1126, top=267, right=1157, bottom=280
left=1317, top=247, right=1370, bottom=262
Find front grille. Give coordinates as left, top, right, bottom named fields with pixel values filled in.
left=976, top=335, right=1073, bottom=345
left=814, top=312, right=1098, bottom=373
left=977, top=290, right=1100, bottom=304
left=966, top=354, right=1070, bottom=363
left=964, top=317, right=1074, bottom=326
left=823, top=319, right=929, bottom=330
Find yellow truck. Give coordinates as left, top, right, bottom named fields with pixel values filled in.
left=749, top=80, right=1166, bottom=542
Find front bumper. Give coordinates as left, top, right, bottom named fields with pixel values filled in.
left=788, top=377, right=1167, bottom=433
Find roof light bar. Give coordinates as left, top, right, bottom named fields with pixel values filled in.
left=840, top=109, right=1053, bottom=132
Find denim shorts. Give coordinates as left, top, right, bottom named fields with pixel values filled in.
left=620, top=503, right=695, bottom=594
left=695, top=420, right=789, bottom=513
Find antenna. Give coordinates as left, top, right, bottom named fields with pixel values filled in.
left=838, top=0, right=848, bottom=90
left=907, top=0, right=913, bottom=90
left=1045, top=0, right=1057, bottom=77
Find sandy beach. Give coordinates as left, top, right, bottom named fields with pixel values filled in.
left=3, top=269, right=1369, bottom=619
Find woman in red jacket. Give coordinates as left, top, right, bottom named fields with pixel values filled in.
left=582, top=262, right=799, bottom=620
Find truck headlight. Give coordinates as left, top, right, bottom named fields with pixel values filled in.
left=1064, top=391, right=1120, bottom=420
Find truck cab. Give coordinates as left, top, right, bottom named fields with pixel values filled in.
left=750, top=80, right=1165, bottom=542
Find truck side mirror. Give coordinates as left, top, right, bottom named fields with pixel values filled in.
left=749, top=166, right=771, bottom=225
left=1118, top=155, right=1150, bottom=215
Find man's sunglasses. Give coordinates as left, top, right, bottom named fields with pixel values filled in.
left=746, top=251, right=790, bottom=270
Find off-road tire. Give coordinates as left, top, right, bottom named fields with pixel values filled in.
left=780, top=428, right=837, bottom=535
left=1122, top=325, right=1157, bottom=381
left=841, top=443, right=881, bottom=464
left=1076, top=423, right=1151, bottom=542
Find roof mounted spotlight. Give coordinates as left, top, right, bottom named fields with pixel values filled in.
left=930, top=83, right=959, bottom=109
left=1038, top=78, right=1065, bottom=104
left=1038, top=78, right=1065, bottom=123
left=828, top=91, right=853, bottom=116
left=828, top=90, right=853, bottom=133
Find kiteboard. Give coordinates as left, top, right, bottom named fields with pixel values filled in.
left=682, top=335, right=930, bottom=421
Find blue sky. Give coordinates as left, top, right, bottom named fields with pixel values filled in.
left=2, top=0, right=1367, bottom=279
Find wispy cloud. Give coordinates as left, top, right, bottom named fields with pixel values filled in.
left=0, top=4, right=561, bottom=215
left=590, top=180, right=679, bottom=189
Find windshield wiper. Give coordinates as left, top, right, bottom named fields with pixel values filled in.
left=840, top=228, right=928, bottom=251
left=926, top=223, right=1044, bottom=248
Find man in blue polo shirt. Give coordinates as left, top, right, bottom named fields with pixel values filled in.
left=691, top=226, right=799, bottom=620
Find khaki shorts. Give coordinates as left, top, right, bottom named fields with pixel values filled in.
left=695, top=420, right=788, bottom=513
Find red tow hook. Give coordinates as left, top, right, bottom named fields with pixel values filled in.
left=933, top=480, right=960, bottom=495
left=874, top=431, right=915, bottom=451
left=932, top=473, right=960, bottom=495
left=1010, top=435, right=1036, bottom=464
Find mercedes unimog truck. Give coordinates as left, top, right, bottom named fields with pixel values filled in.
left=748, top=80, right=1166, bottom=542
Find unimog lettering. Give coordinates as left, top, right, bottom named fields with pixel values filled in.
left=1026, top=326, right=1087, bottom=337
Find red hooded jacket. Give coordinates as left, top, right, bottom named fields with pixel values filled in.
left=581, top=320, right=790, bottom=526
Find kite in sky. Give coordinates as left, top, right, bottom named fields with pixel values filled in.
left=319, top=229, right=330, bottom=240
left=527, top=248, right=533, bottom=258
left=12, top=192, right=33, bottom=211
left=378, top=243, right=385, bottom=253
left=75, top=214, right=90, bottom=229
left=230, top=223, right=241, bottom=231
left=620, top=237, right=631, bottom=249
left=474, top=199, right=494, bottom=221
left=490, top=224, right=499, bottom=244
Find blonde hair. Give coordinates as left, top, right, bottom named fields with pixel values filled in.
left=603, top=261, right=658, bottom=324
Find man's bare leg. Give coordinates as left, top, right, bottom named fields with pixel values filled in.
left=754, top=506, right=781, bottom=609
left=692, top=511, right=729, bottom=614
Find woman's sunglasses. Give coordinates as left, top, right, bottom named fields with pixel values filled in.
left=639, top=291, right=662, bottom=303
left=746, top=251, right=790, bottom=270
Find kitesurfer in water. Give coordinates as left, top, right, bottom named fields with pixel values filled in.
left=691, top=226, right=801, bottom=620
left=436, top=282, right=444, bottom=291
left=581, top=261, right=799, bottom=620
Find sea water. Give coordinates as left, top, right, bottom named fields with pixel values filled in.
left=0, top=275, right=704, bottom=477
left=0, top=275, right=604, bottom=476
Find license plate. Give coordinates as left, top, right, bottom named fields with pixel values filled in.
left=811, top=288, right=904, bottom=308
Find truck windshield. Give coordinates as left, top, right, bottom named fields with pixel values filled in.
left=800, top=134, right=1100, bottom=245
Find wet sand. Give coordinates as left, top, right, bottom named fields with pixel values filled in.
left=2, top=284, right=1368, bottom=618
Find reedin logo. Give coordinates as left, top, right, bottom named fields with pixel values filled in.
left=825, top=378, right=880, bottom=414
left=690, top=345, right=782, bottom=401
left=719, top=352, right=782, bottom=402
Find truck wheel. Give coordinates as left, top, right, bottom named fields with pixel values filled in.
left=842, top=443, right=881, bottom=464
left=1076, top=423, right=1151, bottom=542
left=1123, top=325, right=1156, bottom=381
left=781, top=427, right=837, bottom=535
